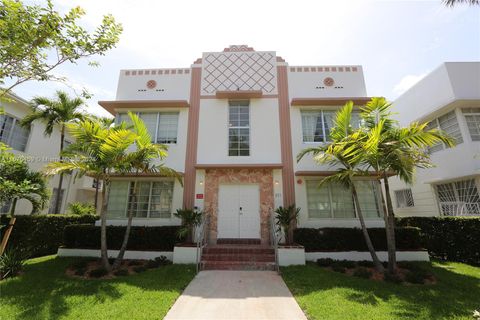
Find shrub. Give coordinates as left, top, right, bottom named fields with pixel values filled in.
left=331, top=263, right=346, bottom=273
left=70, top=259, right=89, bottom=270
left=384, top=271, right=403, bottom=284
left=0, top=214, right=98, bottom=258
left=128, top=260, right=144, bottom=266
left=155, top=256, right=172, bottom=266
left=353, top=267, right=373, bottom=279
left=335, top=260, right=356, bottom=269
left=132, top=266, right=147, bottom=273
left=89, top=267, right=109, bottom=278
left=63, top=225, right=182, bottom=251
left=113, top=268, right=129, bottom=277
left=316, top=258, right=335, bottom=267
left=146, top=259, right=159, bottom=269
left=0, top=248, right=27, bottom=279
left=68, top=202, right=96, bottom=216
left=357, top=260, right=375, bottom=268
left=74, top=267, right=87, bottom=276
left=405, top=270, right=426, bottom=284
left=294, top=227, right=423, bottom=252
left=397, top=216, right=480, bottom=265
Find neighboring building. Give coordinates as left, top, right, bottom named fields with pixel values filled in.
left=0, top=92, right=98, bottom=214
left=98, top=45, right=386, bottom=245
left=389, top=62, right=480, bottom=217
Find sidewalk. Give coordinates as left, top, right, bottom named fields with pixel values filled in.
left=164, top=270, right=307, bottom=320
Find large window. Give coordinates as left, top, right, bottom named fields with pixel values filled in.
left=436, top=179, right=480, bottom=215
left=228, top=101, right=250, bottom=156
left=0, top=114, right=30, bottom=151
left=106, top=180, right=174, bottom=219
left=463, top=108, right=480, bottom=141
left=301, top=110, right=361, bottom=143
left=306, top=180, right=382, bottom=219
left=117, top=112, right=179, bottom=144
left=426, top=110, right=463, bottom=153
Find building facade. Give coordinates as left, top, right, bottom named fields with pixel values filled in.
left=389, top=62, right=480, bottom=217
left=99, top=45, right=386, bottom=244
left=0, top=92, right=98, bottom=214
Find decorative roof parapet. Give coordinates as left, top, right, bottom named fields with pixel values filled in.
left=223, top=45, right=255, bottom=52
left=124, top=69, right=190, bottom=76
left=289, top=66, right=359, bottom=72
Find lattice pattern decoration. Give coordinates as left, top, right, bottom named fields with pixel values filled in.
left=201, top=52, right=277, bottom=94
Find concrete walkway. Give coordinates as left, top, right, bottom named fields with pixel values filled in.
left=164, top=271, right=307, bottom=320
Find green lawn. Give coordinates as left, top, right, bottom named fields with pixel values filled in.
left=282, top=261, right=480, bottom=320
left=0, top=255, right=195, bottom=320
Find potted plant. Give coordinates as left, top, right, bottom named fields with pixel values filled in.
left=274, top=205, right=305, bottom=266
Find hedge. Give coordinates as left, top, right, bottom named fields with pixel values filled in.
left=0, top=214, right=98, bottom=258
left=397, top=216, right=480, bottom=266
left=63, top=225, right=183, bottom=251
left=294, top=227, right=423, bottom=252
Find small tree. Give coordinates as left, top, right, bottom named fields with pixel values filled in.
left=0, top=0, right=122, bottom=98
left=174, top=209, right=204, bottom=244
left=21, top=91, right=86, bottom=214
left=0, top=143, right=49, bottom=254
left=274, top=205, right=300, bottom=245
left=46, top=113, right=180, bottom=271
left=360, top=97, right=454, bottom=274
left=298, top=102, right=384, bottom=272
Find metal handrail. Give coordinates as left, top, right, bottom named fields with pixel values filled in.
left=195, top=213, right=209, bottom=273
left=269, top=209, right=280, bottom=273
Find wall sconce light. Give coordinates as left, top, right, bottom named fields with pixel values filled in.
left=274, top=180, right=279, bottom=185
left=199, top=181, right=203, bottom=186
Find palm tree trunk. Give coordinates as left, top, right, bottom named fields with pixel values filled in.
left=352, top=184, right=384, bottom=272
left=94, top=178, right=99, bottom=211
left=54, top=125, right=65, bottom=214
left=113, top=181, right=136, bottom=269
left=100, top=179, right=111, bottom=271
left=0, top=198, right=18, bottom=255
left=383, top=174, right=397, bottom=274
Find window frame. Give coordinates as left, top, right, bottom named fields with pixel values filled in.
left=228, top=100, right=251, bottom=157
left=426, top=110, right=463, bottom=154
left=394, top=188, right=415, bottom=208
left=435, top=178, right=480, bottom=215
left=462, top=108, right=480, bottom=142
left=116, top=111, right=180, bottom=145
left=0, top=113, right=31, bottom=152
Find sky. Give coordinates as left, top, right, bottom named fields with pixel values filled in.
left=9, top=0, right=480, bottom=118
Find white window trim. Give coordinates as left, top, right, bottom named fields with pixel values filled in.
left=0, top=113, right=31, bottom=152
left=117, top=111, right=179, bottom=145
left=301, top=110, right=361, bottom=144
left=394, top=189, right=415, bottom=208
left=228, top=101, right=251, bottom=157
left=462, top=108, right=480, bottom=142
left=122, top=180, right=175, bottom=219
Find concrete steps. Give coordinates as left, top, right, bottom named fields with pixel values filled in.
left=201, top=243, right=276, bottom=271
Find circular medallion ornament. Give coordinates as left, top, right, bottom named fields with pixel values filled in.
left=146, top=80, right=157, bottom=89
left=323, top=77, right=335, bottom=87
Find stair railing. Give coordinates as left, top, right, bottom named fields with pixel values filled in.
left=195, top=213, right=209, bottom=273
left=269, top=209, right=280, bottom=273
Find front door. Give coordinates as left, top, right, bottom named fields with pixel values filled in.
left=218, top=184, right=260, bottom=239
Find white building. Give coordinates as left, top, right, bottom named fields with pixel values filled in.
left=389, top=62, right=480, bottom=217
left=0, top=92, right=98, bottom=214
left=99, top=45, right=386, bottom=245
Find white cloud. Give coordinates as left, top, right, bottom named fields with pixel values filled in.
left=393, top=72, right=427, bottom=96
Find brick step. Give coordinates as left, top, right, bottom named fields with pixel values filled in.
left=202, top=253, right=275, bottom=262
left=203, top=246, right=274, bottom=255
left=201, top=261, right=276, bottom=271
left=217, top=238, right=261, bottom=245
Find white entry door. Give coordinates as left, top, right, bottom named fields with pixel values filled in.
left=218, top=184, right=260, bottom=239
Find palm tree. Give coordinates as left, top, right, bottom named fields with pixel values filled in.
left=443, top=0, right=479, bottom=6
left=360, top=97, right=454, bottom=274
left=0, top=143, right=49, bottom=254
left=45, top=113, right=180, bottom=271
left=298, top=102, right=384, bottom=272
left=21, top=91, right=85, bottom=214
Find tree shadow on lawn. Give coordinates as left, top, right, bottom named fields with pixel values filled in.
left=281, top=261, right=480, bottom=320
left=0, top=256, right=195, bottom=320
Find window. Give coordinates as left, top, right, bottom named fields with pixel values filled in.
left=0, top=114, right=30, bottom=151
left=228, top=101, right=250, bottom=156
left=394, top=189, right=414, bottom=208
left=426, top=110, right=463, bottom=153
left=301, top=110, right=360, bottom=143
left=463, top=108, right=480, bottom=141
left=106, top=180, right=174, bottom=219
left=306, top=180, right=382, bottom=219
left=48, top=188, right=65, bottom=214
left=117, top=112, right=179, bottom=144
left=436, top=179, right=480, bottom=215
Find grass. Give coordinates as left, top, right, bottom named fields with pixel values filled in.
left=281, top=260, right=480, bottom=320
left=0, top=255, right=195, bottom=320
